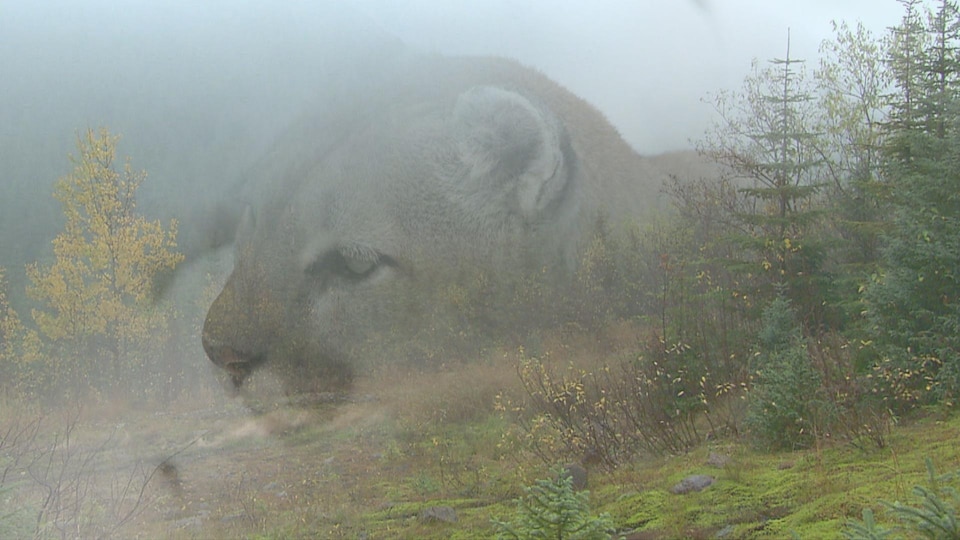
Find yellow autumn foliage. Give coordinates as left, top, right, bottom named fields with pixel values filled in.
left=25, top=127, right=183, bottom=391
left=0, top=268, right=42, bottom=393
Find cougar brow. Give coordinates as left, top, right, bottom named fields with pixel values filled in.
left=338, top=243, right=380, bottom=263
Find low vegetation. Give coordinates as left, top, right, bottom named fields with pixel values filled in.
left=1, top=337, right=958, bottom=539
left=493, top=466, right=616, bottom=540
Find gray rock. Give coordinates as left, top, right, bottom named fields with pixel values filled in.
left=706, top=452, right=731, bottom=468
left=715, top=524, right=736, bottom=538
left=219, top=512, right=243, bottom=523
left=419, top=505, right=458, bottom=524
left=670, top=474, right=714, bottom=495
left=172, top=516, right=203, bottom=529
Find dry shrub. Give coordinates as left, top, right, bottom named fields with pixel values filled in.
left=807, top=333, right=893, bottom=449
left=0, top=403, right=166, bottom=539
left=505, top=349, right=628, bottom=470
left=504, top=331, right=748, bottom=471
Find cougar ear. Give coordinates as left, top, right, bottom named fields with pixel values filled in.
left=451, top=86, right=573, bottom=223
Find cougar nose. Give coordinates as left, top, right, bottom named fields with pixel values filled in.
left=201, top=334, right=264, bottom=388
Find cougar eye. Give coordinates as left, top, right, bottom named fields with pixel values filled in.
left=306, top=244, right=395, bottom=282
left=344, top=256, right=375, bottom=276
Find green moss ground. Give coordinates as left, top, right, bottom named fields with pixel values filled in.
left=344, top=411, right=960, bottom=539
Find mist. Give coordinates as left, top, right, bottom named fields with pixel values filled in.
left=0, top=1, right=902, bottom=280
left=0, top=1, right=937, bottom=537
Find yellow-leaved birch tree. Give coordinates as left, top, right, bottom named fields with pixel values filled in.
left=26, top=127, right=183, bottom=393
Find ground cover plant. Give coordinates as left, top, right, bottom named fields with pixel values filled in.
left=1, top=343, right=959, bottom=539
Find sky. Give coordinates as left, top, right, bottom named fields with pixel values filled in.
left=0, top=0, right=907, bottom=158
left=352, top=0, right=906, bottom=153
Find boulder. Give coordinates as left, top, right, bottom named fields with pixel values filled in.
left=706, top=452, right=731, bottom=468
left=670, top=474, right=714, bottom=495
left=419, top=506, right=458, bottom=524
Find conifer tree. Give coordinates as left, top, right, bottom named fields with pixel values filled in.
left=494, top=468, right=615, bottom=540
left=745, top=293, right=822, bottom=450
left=866, top=0, right=960, bottom=407
left=700, top=31, right=827, bottom=327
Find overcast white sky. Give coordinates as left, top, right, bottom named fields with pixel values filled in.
left=353, top=0, right=905, bottom=153
left=1, top=0, right=908, bottom=156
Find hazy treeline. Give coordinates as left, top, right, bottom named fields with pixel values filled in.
left=500, top=0, right=960, bottom=460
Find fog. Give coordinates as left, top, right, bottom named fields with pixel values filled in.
left=353, top=0, right=902, bottom=153
left=0, top=2, right=926, bottom=535
left=0, top=0, right=907, bottom=378
left=0, top=1, right=903, bottom=279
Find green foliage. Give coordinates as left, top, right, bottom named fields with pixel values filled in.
left=493, top=467, right=616, bottom=540
left=843, top=508, right=896, bottom=539
left=757, top=289, right=803, bottom=352
left=885, top=458, right=960, bottom=539
left=816, top=31, right=890, bottom=329
left=0, top=269, right=19, bottom=385
left=564, top=213, right=662, bottom=329
left=845, top=457, right=960, bottom=539
left=699, top=33, right=830, bottom=329
left=816, top=20, right=889, bottom=192
left=864, top=0, right=960, bottom=410
left=745, top=294, right=825, bottom=450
